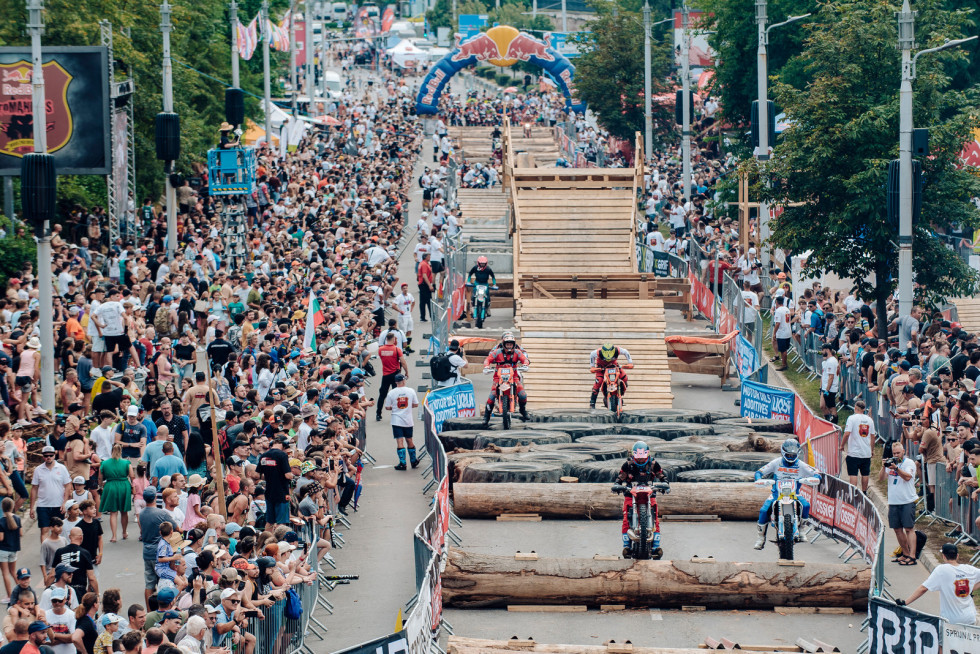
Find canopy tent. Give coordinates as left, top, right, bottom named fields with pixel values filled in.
left=428, top=46, right=450, bottom=61
left=386, top=38, right=428, bottom=68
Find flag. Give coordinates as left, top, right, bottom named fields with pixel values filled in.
left=238, top=17, right=258, bottom=60
left=302, top=290, right=325, bottom=351
left=269, top=18, right=290, bottom=51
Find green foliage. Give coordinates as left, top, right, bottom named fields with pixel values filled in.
left=694, top=0, right=814, bottom=129
left=0, top=216, right=37, bottom=289
left=427, top=0, right=552, bottom=35
left=765, top=0, right=980, bottom=311
left=0, top=0, right=291, bottom=207
left=572, top=5, right=673, bottom=141
left=495, top=72, right=512, bottom=85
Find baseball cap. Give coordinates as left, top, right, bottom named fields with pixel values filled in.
left=231, top=558, right=256, bottom=571
left=220, top=588, right=239, bottom=600
left=127, top=406, right=139, bottom=417
left=50, top=586, right=68, bottom=600
left=101, top=613, right=123, bottom=627
left=283, top=531, right=300, bottom=543
left=225, top=522, right=243, bottom=535
left=204, top=604, right=220, bottom=614
left=162, top=610, right=181, bottom=621
left=156, top=587, right=177, bottom=603
left=143, top=487, right=157, bottom=501
left=27, top=622, right=49, bottom=634
left=73, top=476, right=85, bottom=485
left=55, top=563, right=77, bottom=576
left=41, top=445, right=55, bottom=454
left=394, top=373, right=406, bottom=382
left=16, top=567, right=30, bottom=579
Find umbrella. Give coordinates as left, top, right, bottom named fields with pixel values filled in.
left=503, top=86, right=518, bottom=93
left=312, top=115, right=342, bottom=126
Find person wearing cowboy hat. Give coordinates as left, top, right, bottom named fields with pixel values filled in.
left=218, top=123, right=240, bottom=149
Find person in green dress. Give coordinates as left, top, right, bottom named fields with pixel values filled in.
left=99, top=442, right=133, bottom=543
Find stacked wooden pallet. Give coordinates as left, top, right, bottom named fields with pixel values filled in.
left=516, top=297, right=673, bottom=409
left=452, top=125, right=560, bottom=165
left=953, top=297, right=980, bottom=336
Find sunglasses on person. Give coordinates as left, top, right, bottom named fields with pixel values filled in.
left=43, top=453, right=54, bottom=458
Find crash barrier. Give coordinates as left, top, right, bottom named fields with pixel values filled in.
left=427, top=231, right=469, bottom=356
left=240, top=521, right=326, bottom=654
left=332, top=384, right=472, bottom=654
left=863, top=598, right=980, bottom=653
left=923, top=464, right=980, bottom=566
left=636, top=243, right=689, bottom=279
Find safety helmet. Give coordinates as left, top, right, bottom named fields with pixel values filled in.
left=477, top=256, right=488, bottom=268
left=501, top=332, right=516, bottom=346
left=631, top=441, right=650, bottom=466
left=781, top=439, right=800, bottom=465
left=600, top=343, right=616, bottom=362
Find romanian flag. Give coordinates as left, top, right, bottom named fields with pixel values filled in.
left=303, top=290, right=325, bottom=351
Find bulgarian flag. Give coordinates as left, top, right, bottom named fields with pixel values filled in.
left=303, top=290, right=325, bottom=352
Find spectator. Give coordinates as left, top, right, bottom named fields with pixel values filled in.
left=878, top=442, right=919, bottom=565
left=901, top=543, right=980, bottom=624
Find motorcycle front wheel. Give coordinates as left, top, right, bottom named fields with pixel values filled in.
left=636, top=504, right=649, bottom=559
left=778, top=508, right=795, bottom=561
left=502, top=399, right=511, bottom=430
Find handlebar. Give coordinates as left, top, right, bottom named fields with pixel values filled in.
left=612, top=482, right=670, bottom=494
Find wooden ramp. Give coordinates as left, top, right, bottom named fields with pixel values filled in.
left=453, top=125, right=560, bottom=165
left=953, top=297, right=980, bottom=336
left=512, top=168, right=637, bottom=276
left=517, top=297, right=672, bottom=409
left=455, top=187, right=511, bottom=243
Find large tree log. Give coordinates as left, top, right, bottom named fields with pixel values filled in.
left=452, top=482, right=770, bottom=520
left=447, top=637, right=802, bottom=654
left=442, top=549, right=870, bottom=609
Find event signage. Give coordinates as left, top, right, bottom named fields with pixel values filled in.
left=0, top=47, right=110, bottom=175
left=736, top=334, right=758, bottom=378
left=740, top=379, right=794, bottom=422
left=869, top=598, right=942, bottom=653
left=651, top=250, right=671, bottom=277
left=798, top=475, right=881, bottom=564
left=332, top=631, right=410, bottom=654
left=424, top=381, right=476, bottom=433
left=944, top=622, right=980, bottom=653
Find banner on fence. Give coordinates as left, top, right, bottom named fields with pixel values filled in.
left=333, top=631, right=410, bottom=654
left=688, top=269, right=714, bottom=322
left=798, top=475, right=882, bottom=564
left=794, top=395, right=837, bottom=443
left=651, top=250, right=671, bottom=277
left=869, top=598, right=942, bottom=653
left=740, top=379, right=795, bottom=422
left=944, top=622, right=980, bottom=652
left=424, top=381, right=477, bottom=433
left=736, top=334, right=758, bottom=378
left=404, top=560, right=434, bottom=654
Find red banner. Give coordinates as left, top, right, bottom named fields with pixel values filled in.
left=688, top=268, right=714, bottom=323
left=794, top=395, right=840, bottom=476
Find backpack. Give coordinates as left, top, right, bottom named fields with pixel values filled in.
left=284, top=587, right=302, bottom=620
left=154, top=308, right=172, bottom=337
left=430, top=353, right=454, bottom=382
left=813, top=310, right=826, bottom=335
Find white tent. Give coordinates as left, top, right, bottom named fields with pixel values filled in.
left=386, top=38, right=428, bottom=68
left=428, top=46, right=450, bottom=61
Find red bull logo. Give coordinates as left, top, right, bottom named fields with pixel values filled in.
left=451, top=26, right=555, bottom=66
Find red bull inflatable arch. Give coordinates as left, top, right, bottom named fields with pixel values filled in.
left=416, top=25, right=585, bottom=115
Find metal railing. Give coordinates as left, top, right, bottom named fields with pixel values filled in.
left=427, top=231, right=469, bottom=357
left=636, top=242, right=689, bottom=278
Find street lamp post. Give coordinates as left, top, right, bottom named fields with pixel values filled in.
left=896, top=0, right=975, bottom=319
left=160, top=1, right=177, bottom=261
left=681, top=3, right=691, bottom=200
left=755, top=3, right=809, bottom=269
left=262, top=0, right=272, bottom=147
left=643, top=13, right=673, bottom=160
left=230, top=0, right=240, bottom=87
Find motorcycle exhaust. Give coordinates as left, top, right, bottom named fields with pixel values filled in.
left=627, top=529, right=639, bottom=542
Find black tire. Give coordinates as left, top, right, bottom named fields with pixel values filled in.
left=676, top=469, right=757, bottom=483
left=698, top=451, right=777, bottom=471
left=447, top=452, right=511, bottom=483
left=704, top=411, right=742, bottom=423
left=609, top=394, right=619, bottom=418
left=458, top=461, right=564, bottom=483
left=530, top=422, right=620, bottom=440
left=646, top=442, right=715, bottom=464
left=713, top=417, right=794, bottom=433
left=656, top=458, right=698, bottom=482
left=442, top=417, right=527, bottom=432
left=636, top=503, right=650, bottom=560
left=705, top=426, right=755, bottom=440
left=438, top=430, right=489, bottom=451
left=578, top=435, right=667, bottom=449
left=472, top=430, right=572, bottom=449
left=513, top=452, right=595, bottom=475
left=530, top=442, right=629, bottom=461
left=569, top=457, right=694, bottom=483
left=779, top=507, right=795, bottom=561
left=502, top=405, right=512, bottom=430
left=615, top=422, right=714, bottom=441
left=527, top=408, right=618, bottom=424
left=670, top=435, right=748, bottom=451
left=619, top=408, right=712, bottom=425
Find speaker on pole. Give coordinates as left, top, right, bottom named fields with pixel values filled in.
left=675, top=90, right=693, bottom=125
left=886, top=158, right=923, bottom=231
left=750, top=100, right=776, bottom=151
left=21, top=153, right=56, bottom=238
left=155, top=112, right=181, bottom=161
left=225, top=87, right=245, bottom=127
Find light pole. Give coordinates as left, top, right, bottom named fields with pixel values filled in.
left=896, top=0, right=975, bottom=319
left=681, top=3, right=691, bottom=200
left=755, top=2, right=809, bottom=269
left=160, top=1, right=177, bottom=261
left=643, top=13, right=672, bottom=159
left=262, top=0, right=272, bottom=147
left=305, top=0, right=313, bottom=113
left=230, top=0, right=240, bottom=87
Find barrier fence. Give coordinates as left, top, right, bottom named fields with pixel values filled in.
left=427, top=231, right=469, bottom=356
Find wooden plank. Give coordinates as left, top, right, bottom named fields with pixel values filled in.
left=506, top=605, right=589, bottom=613
left=497, top=514, right=542, bottom=522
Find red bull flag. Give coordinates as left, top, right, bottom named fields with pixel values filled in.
left=381, top=6, right=395, bottom=33
left=238, top=17, right=259, bottom=60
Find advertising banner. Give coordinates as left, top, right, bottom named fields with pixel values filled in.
left=332, top=631, right=410, bottom=654
left=798, top=475, right=882, bottom=564
left=0, top=47, right=110, bottom=175
left=651, top=250, right=671, bottom=277
left=423, top=380, right=477, bottom=433
left=740, top=379, right=795, bottom=422
left=944, top=622, right=980, bottom=652
left=688, top=268, right=714, bottom=322
left=736, top=333, right=758, bottom=378
left=111, top=109, right=129, bottom=227
left=868, top=598, right=942, bottom=653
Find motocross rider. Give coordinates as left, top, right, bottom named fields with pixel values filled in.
left=590, top=343, right=634, bottom=409
left=482, top=331, right=530, bottom=426
left=467, top=256, right=497, bottom=316
left=753, top=439, right=822, bottom=549
left=617, top=441, right=667, bottom=557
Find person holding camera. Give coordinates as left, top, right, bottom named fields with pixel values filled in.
left=878, top=441, right=919, bottom=565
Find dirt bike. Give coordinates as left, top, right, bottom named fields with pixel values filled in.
left=483, top=364, right=527, bottom=430
left=466, top=282, right=498, bottom=329
left=754, top=476, right=820, bottom=561
left=612, top=481, right=670, bottom=560
left=592, top=365, right=627, bottom=421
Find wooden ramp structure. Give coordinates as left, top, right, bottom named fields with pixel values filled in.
left=953, top=297, right=980, bottom=336
left=452, top=125, right=560, bottom=165
left=455, top=187, right=510, bottom=242
left=505, top=131, right=673, bottom=409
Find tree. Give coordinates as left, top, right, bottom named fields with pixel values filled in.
left=764, top=0, right=980, bottom=335
left=0, top=216, right=38, bottom=289
left=572, top=5, right=673, bottom=141
left=694, top=0, right=814, bottom=129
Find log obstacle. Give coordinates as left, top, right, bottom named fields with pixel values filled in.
left=447, top=637, right=804, bottom=654
left=442, top=549, right=871, bottom=610
left=452, top=482, right=771, bottom=520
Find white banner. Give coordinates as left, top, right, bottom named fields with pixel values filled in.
left=945, top=622, right=980, bottom=653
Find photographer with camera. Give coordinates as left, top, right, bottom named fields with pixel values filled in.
left=878, top=441, right=919, bottom=565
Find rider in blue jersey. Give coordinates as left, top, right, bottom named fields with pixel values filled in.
left=753, top=439, right=821, bottom=549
